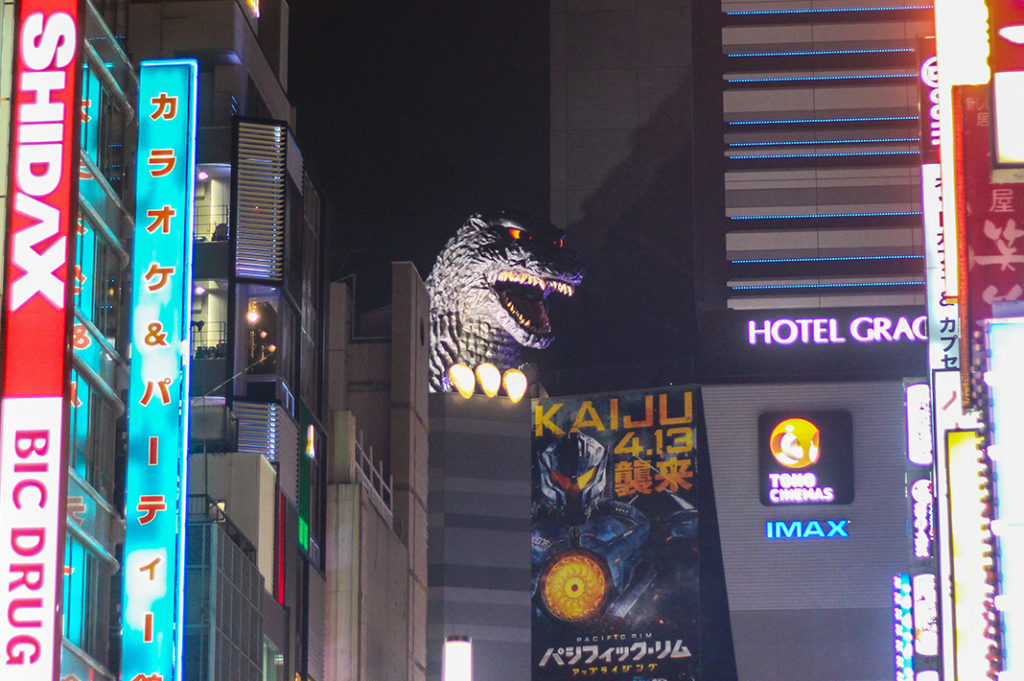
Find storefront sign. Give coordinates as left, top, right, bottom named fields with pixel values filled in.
left=0, top=4, right=82, bottom=680
left=122, top=59, right=197, bottom=681
left=747, top=315, right=926, bottom=347
left=758, top=412, right=854, bottom=506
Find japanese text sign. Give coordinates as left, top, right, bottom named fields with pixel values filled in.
left=122, top=59, right=197, bottom=681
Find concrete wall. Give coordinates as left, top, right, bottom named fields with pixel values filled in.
left=427, top=394, right=532, bottom=681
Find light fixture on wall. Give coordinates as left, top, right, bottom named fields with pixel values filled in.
left=443, top=636, right=472, bottom=681
left=447, top=363, right=529, bottom=402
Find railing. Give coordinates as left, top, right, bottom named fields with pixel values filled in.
left=186, top=493, right=257, bottom=562
left=191, top=320, right=228, bottom=359
left=195, top=203, right=230, bottom=242
left=353, top=429, right=393, bottom=526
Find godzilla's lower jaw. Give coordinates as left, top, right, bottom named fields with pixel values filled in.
left=493, top=271, right=576, bottom=343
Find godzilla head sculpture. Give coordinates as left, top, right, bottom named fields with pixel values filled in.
left=427, top=211, right=583, bottom=393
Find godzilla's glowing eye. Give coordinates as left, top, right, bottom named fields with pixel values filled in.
left=507, top=228, right=523, bottom=240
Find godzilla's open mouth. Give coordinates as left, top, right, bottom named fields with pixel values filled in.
left=494, top=271, right=575, bottom=335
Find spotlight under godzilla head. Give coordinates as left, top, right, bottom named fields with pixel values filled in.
left=427, top=211, right=583, bottom=392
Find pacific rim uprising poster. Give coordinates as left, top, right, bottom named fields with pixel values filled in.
left=531, top=387, right=702, bottom=681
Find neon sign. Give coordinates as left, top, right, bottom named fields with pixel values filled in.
left=746, top=315, right=926, bottom=346
left=764, top=519, right=848, bottom=540
left=0, top=3, right=81, bottom=679
left=759, top=412, right=854, bottom=506
left=905, top=383, right=933, bottom=466
left=946, top=430, right=1000, bottom=680
left=122, top=59, right=198, bottom=681
left=893, top=574, right=914, bottom=681
left=912, top=573, right=939, bottom=657
left=910, top=479, right=934, bottom=561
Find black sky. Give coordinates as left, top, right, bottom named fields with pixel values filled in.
left=289, top=1, right=551, bottom=311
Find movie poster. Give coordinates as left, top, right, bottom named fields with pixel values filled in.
left=531, top=387, right=702, bottom=681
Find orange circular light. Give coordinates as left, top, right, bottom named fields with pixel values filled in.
left=541, top=550, right=608, bottom=622
left=769, top=417, right=820, bottom=469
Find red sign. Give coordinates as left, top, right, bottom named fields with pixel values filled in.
left=956, top=85, right=1024, bottom=394
left=989, top=0, right=1024, bottom=74
left=0, top=2, right=82, bottom=680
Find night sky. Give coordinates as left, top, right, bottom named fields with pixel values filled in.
left=288, top=1, right=698, bottom=393
left=289, top=1, right=551, bottom=309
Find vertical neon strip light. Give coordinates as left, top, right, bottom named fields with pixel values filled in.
left=945, top=430, right=999, bottom=680
left=933, top=0, right=990, bottom=298
left=122, top=59, right=197, bottom=681
left=986, top=319, right=1024, bottom=678
left=0, top=2, right=83, bottom=680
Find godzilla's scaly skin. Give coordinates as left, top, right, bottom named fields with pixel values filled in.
left=426, top=212, right=583, bottom=392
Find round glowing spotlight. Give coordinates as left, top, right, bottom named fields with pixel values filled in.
left=502, top=369, right=528, bottom=403
left=540, top=550, right=608, bottom=622
left=448, top=364, right=475, bottom=399
left=194, top=284, right=207, bottom=296
left=246, top=309, right=260, bottom=324
left=197, top=169, right=210, bottom=181
left=475, top=363, right=501, bottom=397
left=266, top=344, right=277, bottom=353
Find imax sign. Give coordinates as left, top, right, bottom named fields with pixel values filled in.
left=765, top=519, right=849, bottom=540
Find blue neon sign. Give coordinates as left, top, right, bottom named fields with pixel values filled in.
left=122, top=59, right=197, bottom=681
left=764, top=519, right=849, bottom=540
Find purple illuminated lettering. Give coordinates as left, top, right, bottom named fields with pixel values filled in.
left=850, top=317, right=874, bottom=342
left=873, top=317, right=894, bottom=342
left=772, top=319, right=798, bottom=345
left=748, top=320, right=771, bottom=345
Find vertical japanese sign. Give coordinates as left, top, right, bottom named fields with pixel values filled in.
left=531, top=387, right=701, bottom=681
left=0, top=3, right=82, bottom=680
left=918, top=38, right=960, bottom=373
left=989, top=0, right=1024, bottom=165
left=955, top=85, right=1024, bottom=388
left=122, top=59, right=197, bottom=681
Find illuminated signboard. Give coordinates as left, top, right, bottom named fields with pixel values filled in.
left=764, top=519, right=848, bottom=540
left=985, top=319, right=1024, bottom=678
left=0, top=3, right=82, bottom=680
left=910, top=478, right=935, bottom=562
left=912, top=573, right=939, bottom=658
left=918, top=39, right=961, bottom=372
left=122, top=59, right=198, bottom=681
left=746, top=314, right=926, bottom=347
left=893, top=574, right=914, bottom=681
left=946, top=430, right=1000, bottom=680
left=758, top=412, right=853, bottom=506
left=990, top=0, right=1024, bottom=165
left=934, top=0, right=990, bottom=298
left=905, top=383, right=932, bottom=466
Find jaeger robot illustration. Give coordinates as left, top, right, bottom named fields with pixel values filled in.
left=531, top=431, right=698, bottom=628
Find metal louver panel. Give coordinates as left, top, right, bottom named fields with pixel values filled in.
left=234, top=120, right=286, bottom=280
left=233, top=401, right=299, bottom=504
